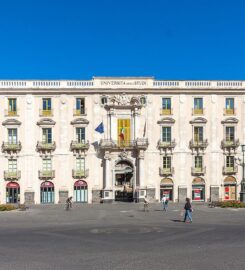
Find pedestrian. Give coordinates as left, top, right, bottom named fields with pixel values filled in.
left=143, top=196, right=149, bottom=212
left=183, top=197, right=193, bottom=223
left=161, top=195, right=168, bottom=211
left=65, top=196, right=73, bottom=210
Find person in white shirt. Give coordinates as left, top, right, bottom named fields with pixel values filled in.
left=161, top=195, right=168, bottom=211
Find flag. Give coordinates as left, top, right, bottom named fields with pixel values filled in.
left=119, top=127, right=125, bottom=141
left=95, top=122, right=104, bottom=134
left=143, top=120, right=146, bottom=137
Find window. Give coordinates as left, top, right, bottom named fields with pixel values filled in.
left=76, top=158, right=85, bottom=171
left=140, top=96, right=146, bottom=105
left=194, top=127, right=203, bottom=142
left=101, top=96, right=108, bottom=105
left=194, top=98, right=203, bottom=114
left=8, top=129, right=17, bottom=144
left=226, top=156, right=234, bottom=168
left=195, top=156, right=203, bottom=169
left=225, top=98, right=234, bottom=114
left=42, top=128, right=52, bottom=143
left=8, top=98, right=17, bottom=115
left=43, top=98, right=51, bottom=110
left=225, top=127, right=235, bottom=142
left=162, top=127, right=171, bottom=142
left=8, top=159, right=17, bottom=172
left=42, top=159, right=52, bottom=171
left=76, top=98, right=85, bottom=115
left=162, top=98, right=171, bottom=115
left=163, top=156, right=171, bottom=169
left=76, top=127, right=85, bottom=143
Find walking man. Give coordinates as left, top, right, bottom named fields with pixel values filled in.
left=161, top=194, right=168, bottom=211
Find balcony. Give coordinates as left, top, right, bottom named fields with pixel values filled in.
left=73, top=108, right=87, bottom=116
left=70, top=140, right=89, bottom=151
left=99, top=138, right=148, bottom=150
left=160, top=108, right=173, bottom=115
left=4, top=170, right=21, bottom=180
left=157, top=139, right=176, bottom=150
left=72, top=169, right=89, bottom=178
left=2, top=141, right=22, bottom=152
left=38, top=170, right=55, bottom=179
left=4, top=109, right=19, bottom=117
left=159, top=167, right=174, bottom=176
left=222, top=166, right=238, bottom=175
left=192, top=108, right=204, bottom=115
left=189, top=139, right=208, bottom=150
left=221, top=139, right=240, bottom=150
left=224, top=108, right=236, bottom=116
left=191, top=166, right=206, bottom=176
left=39, top=109, right=53, bottom=117
left=36, top=141, right=56, bottom=151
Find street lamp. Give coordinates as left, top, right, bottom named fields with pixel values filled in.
left=235, top=144, right=245, bottom=202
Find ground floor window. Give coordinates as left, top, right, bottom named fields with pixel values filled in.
left=224, top=176, right=237, bottom=200
left=192, top=178, right=205, bottom=201
left=74, top=180, right=88, bottom=203
left=160, top=178, right=173, bottom=201
left=41, top=181, right=54, bottom=204
left=6, top=182, right=20, bottom=204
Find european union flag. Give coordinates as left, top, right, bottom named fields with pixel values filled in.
left=95, top=122, right=104, bottom=134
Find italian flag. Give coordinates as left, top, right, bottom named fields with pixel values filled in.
left=119, top=127, right=125, bottom=141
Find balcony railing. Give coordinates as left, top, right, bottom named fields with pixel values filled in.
left=2, top=141, right=22, bottom=152
left=99, top=138, right=148, bottom=150
left=72, top=169, right=89, bottom=178
left=73, top=108, right=87, bottom=116
left=38, top=170, right=55, bottom=179
left=39, top=109, right=53, bottom=117
left=157, top=139, right=176, bottom=149
left=4, top=109, right=19, bottom=116
left=224, top=108, right=236, bottom=115
left=4, top=170, right=21, bottom=180
left=222, top=166, right=238, bottom=175
left=192, top=108, right=204, bottom=115
left=159, top=167, right=174, bottom=176
left=221, top=139, right=240, bottom=149
left=70, top=140, right=89, bottom=151
left=160, top=108, right=173, bottom=115
left=36, top=141, right=56, bottom=151
left=189, top=139, right=208, bottom=149
left=191, top=166, right=206, bottom=175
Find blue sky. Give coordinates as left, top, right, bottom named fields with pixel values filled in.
left=0, top=0, right=245, bottom=80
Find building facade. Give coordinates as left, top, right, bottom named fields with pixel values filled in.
left=0, top=77, right=244, bottom=204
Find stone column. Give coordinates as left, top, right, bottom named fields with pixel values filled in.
left=103, top=151, right=113, bottom=202
left=137, top=150, right=146, bottom=201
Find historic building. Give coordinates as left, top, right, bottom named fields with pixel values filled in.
left=0, top=77, right=244, bottom=204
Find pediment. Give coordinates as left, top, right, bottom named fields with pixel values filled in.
left=37, top=118, right=56, bottom=126
left=190, top=117, right=207, bottom=124
left=157, top=117, right=175, bottom=125
left=70, top=118, right=89, bottom=125
left=2, top=119, right=21, bottom=126
left=221, top=117, right=238, bottom=124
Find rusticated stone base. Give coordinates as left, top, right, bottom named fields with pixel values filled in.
left=210, top=186, right=219, bottom=202
left=24, top=192, right=35, bottom=205
left=147, top=188, right=156, bottom=202
left=59, top=190, right=68, bottom=204
left=178, top=186, right=187, bottom=203
left=92, top=189, right=102, bottom=203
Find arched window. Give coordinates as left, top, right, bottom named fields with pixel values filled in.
left=192, top=178, right=205, bottom=201
left=6, top=182, right=20, bottom=204
left=40, top=181, right=54, bottom=204
left=160, top=178, right=173, bottom=201
left=74, top=180, right=88, bottom=203
left=224, top=176, right=237, bottom=200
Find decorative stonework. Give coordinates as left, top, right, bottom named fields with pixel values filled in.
left=119, top=150, right=128, bottom=160
left=221, top=117, right=238, bottom=124
left=189, top=117, right=207, bottom=124
left=37, top=118, right=56, bottom=126
left=157, top=117, right=175, bottom=125
left=70, top=118, right=89, bottom=126
left=2, top=119, right=21, bottom=126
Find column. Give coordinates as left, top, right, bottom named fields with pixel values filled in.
left=137, top=150, right=146, bottom=200
left=103, top=151, right=113, bottom=202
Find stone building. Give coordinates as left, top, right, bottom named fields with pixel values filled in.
left=0, top=77, right=244, bottom=204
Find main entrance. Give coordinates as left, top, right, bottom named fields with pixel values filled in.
left=6, top=182, right=20, bottom=204
left=115, top=160, right=134, bottom=202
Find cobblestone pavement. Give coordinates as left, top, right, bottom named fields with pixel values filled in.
left=0, top=203, right=245, bottom=270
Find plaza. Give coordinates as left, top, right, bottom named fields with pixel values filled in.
left=0, top=203, right=244, bottom=270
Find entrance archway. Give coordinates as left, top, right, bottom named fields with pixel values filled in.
left=224, top=176, right=236, bottom=200
left=160, top=178, right=173, bottom=201
left=192, top=177, right=205, bottom=201
left=6, top=182, right=20, bottom=204
left=114, top=160, right=134, bottom=202
left=74, top=180, right=88, bottom=203
left=40, top=181, right=54, bottom=204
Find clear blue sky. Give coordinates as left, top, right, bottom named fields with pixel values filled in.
left=0, top=0, right=245, bottom=80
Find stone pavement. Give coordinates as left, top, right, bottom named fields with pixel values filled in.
left=0, top=203, right=245, bottom=270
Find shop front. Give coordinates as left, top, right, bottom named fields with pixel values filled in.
left=6, top=182, right=20, bottom=204
left=40, top=181, right=54, bottom=204
left=74, top=180, right=88, bottom=203
left=160, top=178, right=173, bottom=201
left=224, top=176, right=236, bottom=200
left=192, top=177, right=205, bottom=202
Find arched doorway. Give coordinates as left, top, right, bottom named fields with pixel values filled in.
left=224, top=176, right=236, bottom=200
left=160, top=178, right=173, bottom=201
left=192, top=177, right=205, bottom=201
left=40, top=181, right=54, bottom=204
left=115, top=160, right=134, bottom=202
left=74, top=180, right=88, bottom=203
left=6, top=182, right=20, bottom=204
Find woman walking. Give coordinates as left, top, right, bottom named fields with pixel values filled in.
left=183, top=198, right=192, bottom=223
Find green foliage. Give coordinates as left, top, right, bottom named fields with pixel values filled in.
left=219, top=200, right=245, bottom=208
left=0, top=204, right=17, bottom=211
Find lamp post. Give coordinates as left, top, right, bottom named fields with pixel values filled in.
left=236, top=145, right=245, bottom=202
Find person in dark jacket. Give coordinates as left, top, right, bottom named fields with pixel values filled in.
left=183, top=198, right=192, bottom=223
